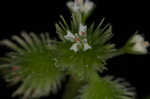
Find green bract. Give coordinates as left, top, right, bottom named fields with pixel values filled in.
left=0, top=32, right=64, bottom=99
left=78, top=73, right=135, bottom=99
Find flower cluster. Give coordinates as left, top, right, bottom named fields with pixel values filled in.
left=67, top=0, right=94, bottom=13
left=64, top=24, right=91, bottom=52
left=127, top=34, right=149, bottom=54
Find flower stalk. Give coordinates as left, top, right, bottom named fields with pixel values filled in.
left=62, top=76, right=85, bottom=99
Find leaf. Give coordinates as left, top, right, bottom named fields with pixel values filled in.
left=78, top=73, right=135, bottom=99
left=60, top=15, right=69, bottom=30
left=0, top=32, right=65, bottom=99
left=55, top=23, right=66, bottom=41
left=12, top=35, right=31, bottom=52
left=21, top=32, right=36, bottom=51
left=0, top=39, right=24, bottom=54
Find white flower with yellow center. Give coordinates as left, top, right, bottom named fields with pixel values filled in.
left=67, top=0, right=94, bottom=13
left=64, top=24, right=92, bottom=52
left=130, top=34, right=149, bottom=54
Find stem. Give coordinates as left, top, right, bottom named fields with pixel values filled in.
left=111, top=48, right=125, bottom=58
left=62, top=76, right=85, bottom=99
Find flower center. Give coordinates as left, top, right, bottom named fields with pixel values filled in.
left=12, top=66, right=19, bottom=71
left=81, top=32, right=86, bottom=35
left=76, top=37, right=81, bottom=42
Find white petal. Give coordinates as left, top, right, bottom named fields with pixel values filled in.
left=130, top=34, right=149, bottom=54
left=67, top=0, right=94, bottom=13
left=132, top=43, right=148, bottom=54
left=67, top=1, right=74, bottom=9
left=75, top=33, right=79, bottom=38
left=75, top=0, right=83, bottom=5
left=70, top=42, right=81, bottom=52
left=131, top=34, right=145, bottom=43
left=73, top=3, right=80, bottom=12
left=83, top=43, right=91, bottom=51
left=79, top=24, right=87, bottom=36
left=81, top=0, right=94, bottom=13
left=66, top=1, right=80, bottom=12
left=64, top=31, right=75, bottom=42
left=83, top=39, right=91, bottom=51
left=85, top=1, right=94, bottom=10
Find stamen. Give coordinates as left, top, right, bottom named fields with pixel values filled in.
left=12, top=66, right=19, bottom=71
left=81, top=32, right=86, bottom=35
left=76, top=38, right=81, bottom=42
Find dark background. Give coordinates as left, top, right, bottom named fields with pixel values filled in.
left=0, top=0, right=150, bottom=99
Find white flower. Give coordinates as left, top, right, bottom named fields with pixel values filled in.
left=73, top=4, right=80, bottom=12
left=83, top=39, right=92, bottom=51
left=67, top=1, right=80, bottom=12
left=70, top=42, right=81, bottom=52
left=67, top=0, right=94, bottom=13
left=79, top=24, right=87, bottom=36
left=130, top=34, right=149, bottom=54
left=80, top=0, right=94, bottom=13
left=64, top=31, right=75, bottom=42
left=67, top=2, right=74, bottom=10
left=131, top=34, right=144, bottom=43
left=64, top=24, right=92, bottom=52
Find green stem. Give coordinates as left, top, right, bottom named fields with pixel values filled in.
left=62, top=76, right=85, bottom=99
left=110, top=48, right=125, bottom=59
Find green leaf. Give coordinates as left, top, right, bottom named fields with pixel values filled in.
left=60, top=15, right=70, bottom=30
left=12, top=35, right=31, bottom=52
left=0, top=32, right=65, bottom=99
left=71, top=13, right=81, bottom=33
left=78, top=73, right=135, bottom=99
left=0, top=39, right=24, bottom=54
left=21, top=32, right=36, bottom=50
left=55, top=23, right=66, bottom=41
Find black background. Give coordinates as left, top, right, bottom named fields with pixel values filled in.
left=0, top=0, right=150, bottom=99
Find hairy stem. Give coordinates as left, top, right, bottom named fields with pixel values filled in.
left=62, top=76, right=85, bottom=99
